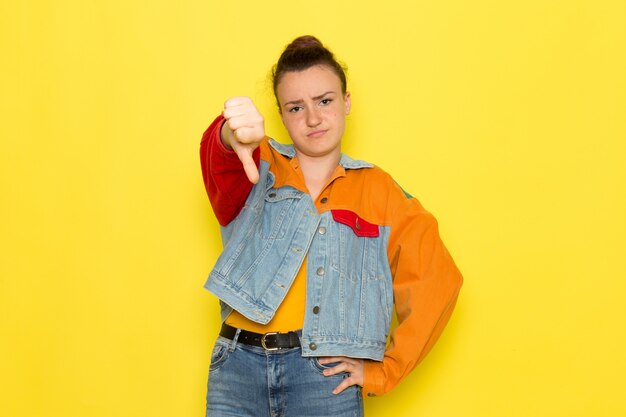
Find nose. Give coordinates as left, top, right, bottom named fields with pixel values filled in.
left=306, top=107, right=322, bottom=127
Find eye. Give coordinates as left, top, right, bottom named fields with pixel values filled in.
left=288, top=106, right=303, bottom=113
left=320, top=98, right=333, bottom=106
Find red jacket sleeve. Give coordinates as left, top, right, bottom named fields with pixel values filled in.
left=200, top=115, right=260, bottom=226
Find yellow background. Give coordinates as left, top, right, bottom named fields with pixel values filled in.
left=1, top=0, right=625, bottom=416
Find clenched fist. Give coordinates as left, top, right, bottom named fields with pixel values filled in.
left=221, top=96, right=265, bottom=184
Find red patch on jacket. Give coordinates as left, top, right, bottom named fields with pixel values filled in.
left=331, top=210, right=380, bottom=238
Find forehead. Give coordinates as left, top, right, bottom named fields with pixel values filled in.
left=276, top=65, right=343, bottom=102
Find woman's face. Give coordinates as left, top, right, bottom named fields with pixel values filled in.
left=276, top=65, right=351, bottom=161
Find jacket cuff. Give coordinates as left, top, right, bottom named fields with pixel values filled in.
left=362, top=360, right=385, bottom=397
left=212, top=116, right=241, bottom=161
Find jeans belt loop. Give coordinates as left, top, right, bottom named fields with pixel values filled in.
left=229, top=327, right=241, bottom=351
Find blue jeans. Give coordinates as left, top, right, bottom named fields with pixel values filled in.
left=206, top=333, right=364, bottom=417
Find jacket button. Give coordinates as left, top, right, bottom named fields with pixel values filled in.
left=318, top=227, right=326, bottom=235
left=313, top=306, right=320, bottom=314
left=316, top=267, right=325, bottom=276
left=309, top=342, right=317, bottom=350
left=268, top=192, right=276, bottom=198
left=320, top=197, right=328, bottom=203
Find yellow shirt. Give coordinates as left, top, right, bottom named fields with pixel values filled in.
left=225, top=261, right=307, bottom=333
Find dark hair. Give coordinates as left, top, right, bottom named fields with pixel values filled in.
left=272, top=35, right=347, bottom=101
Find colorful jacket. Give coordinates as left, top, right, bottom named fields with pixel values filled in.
left=200, top=115, right=463, bottom=396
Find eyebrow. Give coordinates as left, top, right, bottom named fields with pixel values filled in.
left=283, top=91, right=336, bottom=107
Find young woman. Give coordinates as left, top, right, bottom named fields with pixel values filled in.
left=200, top=35, right=463, bottom=417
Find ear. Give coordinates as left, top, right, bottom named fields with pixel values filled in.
left=344, top=92, right=352, bottom=115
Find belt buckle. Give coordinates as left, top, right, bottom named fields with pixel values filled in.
left=261, top=332, right=279, bottom=351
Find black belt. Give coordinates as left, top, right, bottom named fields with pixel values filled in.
left=219, top=323, right=301, bottom=351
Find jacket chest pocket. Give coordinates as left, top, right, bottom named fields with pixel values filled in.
left=329, top=210, right=386, bottom=282
left=260, top=188, right=303, bottom=240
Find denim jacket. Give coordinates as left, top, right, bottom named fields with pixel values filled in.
left=205, top=140, right=393, bottom=361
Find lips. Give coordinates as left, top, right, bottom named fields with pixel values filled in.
left=307, top=129, right=328, bottom=138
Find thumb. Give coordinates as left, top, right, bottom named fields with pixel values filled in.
left=235, top=146, right=260, bottom=184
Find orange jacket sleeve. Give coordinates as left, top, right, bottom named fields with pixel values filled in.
left=362, top=189, right=463, bottom=396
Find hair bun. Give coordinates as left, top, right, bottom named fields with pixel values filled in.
left=286, top=35, right=324, bottom=50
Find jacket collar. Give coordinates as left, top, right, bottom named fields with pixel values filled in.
left=269, top=138, right=373, bottom=170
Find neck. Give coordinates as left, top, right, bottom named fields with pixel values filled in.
left=296, top=151, right=341, bottom=201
